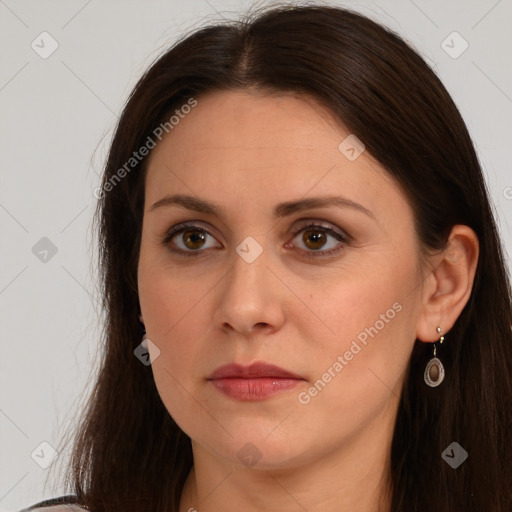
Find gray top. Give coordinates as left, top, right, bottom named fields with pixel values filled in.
left=22, top=507, right=87, bottom=512
left=20, top=496, right=88, bottom=512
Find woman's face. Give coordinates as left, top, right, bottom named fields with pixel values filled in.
left=137, top=89, right=426, bottom=469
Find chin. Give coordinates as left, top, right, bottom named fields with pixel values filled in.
left=194, top=428, right=319, bottom=471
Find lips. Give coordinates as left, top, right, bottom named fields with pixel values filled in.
left=208, top=362, right=303, bottom=380
left=207, top=362, right=305, bottom=401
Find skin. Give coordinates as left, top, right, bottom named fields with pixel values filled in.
left=137, top=89, right=479, bottom=512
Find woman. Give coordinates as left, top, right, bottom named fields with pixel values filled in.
left=21, top=2, right=512, bottom=512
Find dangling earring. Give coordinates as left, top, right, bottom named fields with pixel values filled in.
left=424, top=327, right=445, bottom=387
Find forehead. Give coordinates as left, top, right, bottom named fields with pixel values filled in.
left=143, top=89, right=406, bottom=223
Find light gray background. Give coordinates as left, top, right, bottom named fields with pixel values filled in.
left=1, top=0, right=511, bottom=510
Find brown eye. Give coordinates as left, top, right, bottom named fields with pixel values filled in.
left=301, top=229, right=328, bottom=250
left=163, top=224, right=221, bottom=255
left=290, top=222, right=348, bottom=258
left=181, top=229, right=207, bottom=250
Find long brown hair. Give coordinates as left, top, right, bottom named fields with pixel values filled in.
left=57, top=3, right=512, bottom=511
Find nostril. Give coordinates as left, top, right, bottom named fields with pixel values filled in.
left=255, top=322, right=276, bottom=334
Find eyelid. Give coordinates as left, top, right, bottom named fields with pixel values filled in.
left=291, top=219, right=350, bottom=241
left=288, top=220, right=350, bottom=258
left=162, top=219, right=351, bottom=257
left=162, top=221, right=222, bottom=251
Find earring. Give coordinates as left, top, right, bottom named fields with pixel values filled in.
left=138, top=312, right=146, bottom=338
left=424, top=327, right=445, bottom=387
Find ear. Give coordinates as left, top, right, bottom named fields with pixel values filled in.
left=416, top=225, right=479, bottom=342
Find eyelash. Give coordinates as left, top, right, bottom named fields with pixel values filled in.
left=161, top=221, right=350, bottom=259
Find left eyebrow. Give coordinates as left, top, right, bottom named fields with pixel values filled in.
left=149, top=193, right=375, bottom=220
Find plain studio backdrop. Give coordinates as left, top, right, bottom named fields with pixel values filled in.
left=0, top=0, right=511, bottom=510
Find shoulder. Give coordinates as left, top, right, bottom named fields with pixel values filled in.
left=20, top=496, right=89, bottom=512
left=21, top=507, right=86, bottom=512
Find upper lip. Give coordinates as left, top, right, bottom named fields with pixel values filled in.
left=208, top=362, right=304, bottom=380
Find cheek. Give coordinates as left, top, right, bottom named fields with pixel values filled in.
left=311, top=255, right=417, bottom=389
left=141, top=272, right=207, bottom=356
left=292, top=279, right=414, bottom=447
left=138, top=237, right=209, bottom=334
left=138, top=246, right=204, bottom=370
left=140, top=270, right=215, bottom=433
left=317, top=261, right=409, bottom=342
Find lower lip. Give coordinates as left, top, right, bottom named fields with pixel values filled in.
left=209, top=377, right=301, bottom=401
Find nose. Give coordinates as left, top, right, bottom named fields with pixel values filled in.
left=213, top=244, right=286, bottom=337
